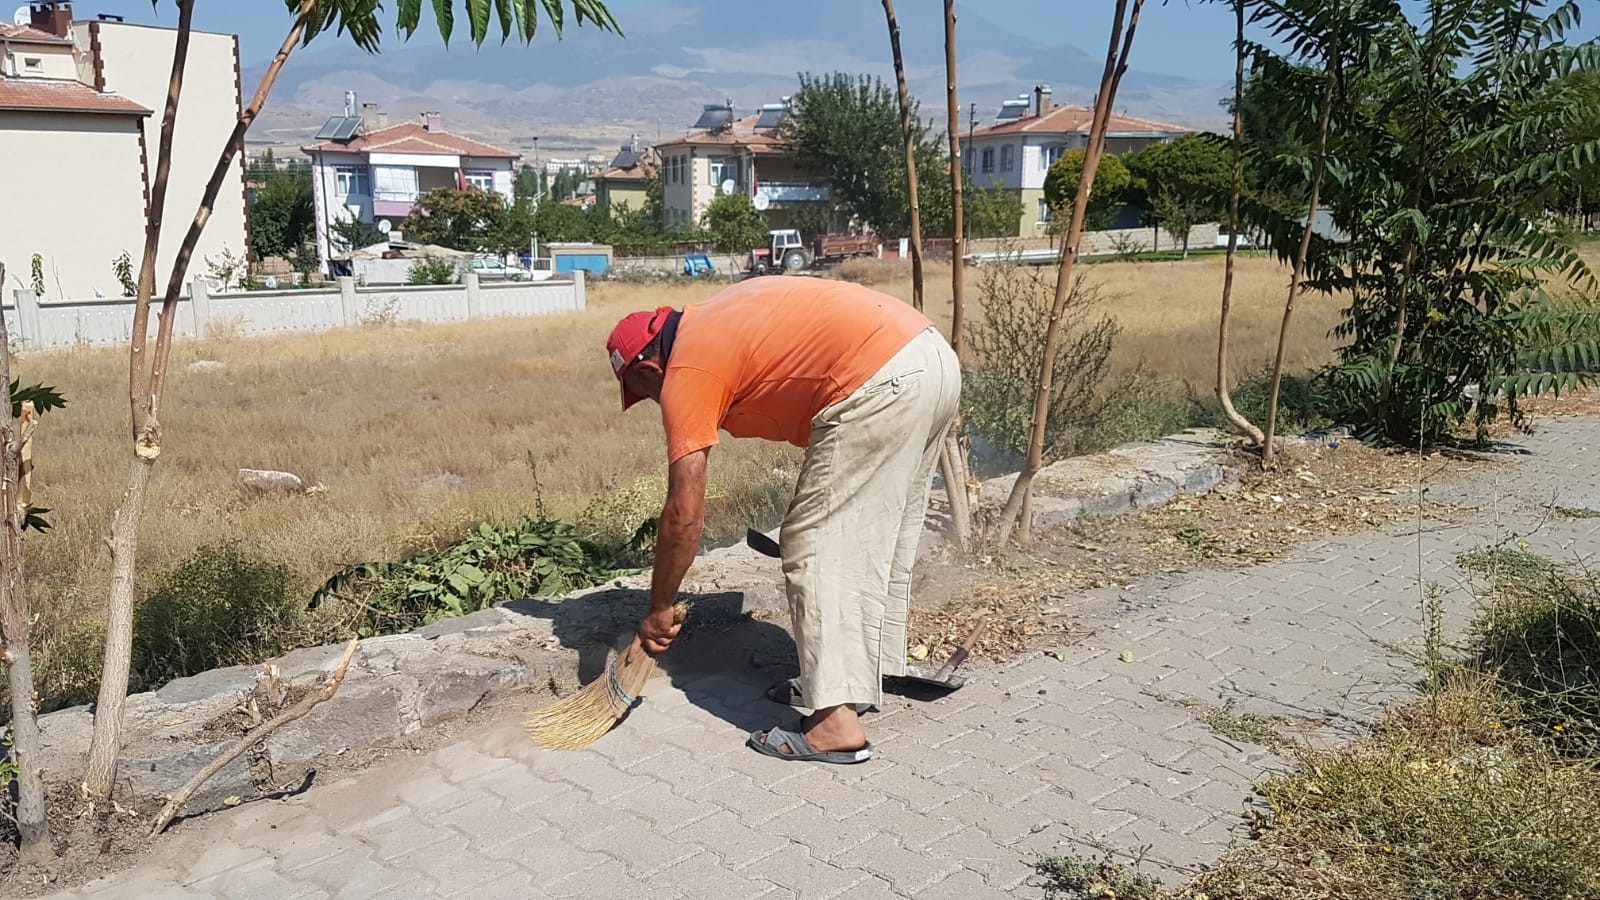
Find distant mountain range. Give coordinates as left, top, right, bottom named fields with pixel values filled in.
left=247, top=0, right=1229, bottom=159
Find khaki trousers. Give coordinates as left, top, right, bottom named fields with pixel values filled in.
left=780, top=327, right=961, bottom=710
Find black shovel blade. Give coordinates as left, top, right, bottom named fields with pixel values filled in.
left=746, top=528, right=781, bottom=558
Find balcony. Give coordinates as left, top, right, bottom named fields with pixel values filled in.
left=372, top=190, right=419, bottom=219
left=758, top=182, right=831, bottom=203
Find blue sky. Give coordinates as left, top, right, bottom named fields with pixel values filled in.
left=71, top=1, right=1267, bottom=80
left=66, top=1, right=1600, bottom=81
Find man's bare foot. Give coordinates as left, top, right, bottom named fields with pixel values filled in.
left=802, top=704, right=869, bottom=752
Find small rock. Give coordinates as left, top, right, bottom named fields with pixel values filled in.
left=237, top=468, right=305, bottom=495
left=187, top=360, right=225, bottom=373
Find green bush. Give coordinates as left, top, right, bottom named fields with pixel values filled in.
left=313, top=518, right=620, bottom=636
left=1199, top=368, right=1333, bottom=437
left=131, top=543, right=308, bottom=692
left=406, top=257, right=459, bottom=285
left=962, top=264, right=1121, bottom=459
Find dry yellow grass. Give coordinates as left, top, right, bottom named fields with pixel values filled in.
left=864, top=253, right=1342, bottom=387
left=16, top=253, right=1326, bottom=665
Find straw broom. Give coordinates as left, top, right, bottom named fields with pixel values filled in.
left=526, top=603, right=687, bottom=750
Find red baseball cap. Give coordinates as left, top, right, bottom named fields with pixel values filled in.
left=607, top=306, right=674, bottom=410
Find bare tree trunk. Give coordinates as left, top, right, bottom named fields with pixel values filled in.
left=1217, top=0, right=1265, bottom=447
left=938, top=0, right=972, bottom=551
left=84, top=0, right=195, bottom=801
left=881, top=0, right=924, bottom=312
left=995, top=0, right=1144, bottom=547
left=0, top=265, right=50, bottom=863
left=1262, top=6, right=1340, bottom=467
left=86, top=0, right=314, bottom=800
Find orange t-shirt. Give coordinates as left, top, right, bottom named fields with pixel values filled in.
left=659, top=278, right=933, bottom=463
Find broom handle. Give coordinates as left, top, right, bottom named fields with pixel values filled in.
left=626, top=602, right=690, bottom=663
left=933, top=615, right=990, bottom=681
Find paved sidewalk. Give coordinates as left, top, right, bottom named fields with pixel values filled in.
left=50, top=418, right=1600, bottom=899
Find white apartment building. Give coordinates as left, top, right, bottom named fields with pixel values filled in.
left=0, top=1, right=247, bottom=300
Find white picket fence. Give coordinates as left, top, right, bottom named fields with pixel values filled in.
left=3, top=272, right=586, bottom=351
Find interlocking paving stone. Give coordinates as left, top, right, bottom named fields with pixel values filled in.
left=42, top=418, right=1600, bottom=898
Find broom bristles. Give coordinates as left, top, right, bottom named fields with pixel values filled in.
left=525, top=604, right=685, bottom=751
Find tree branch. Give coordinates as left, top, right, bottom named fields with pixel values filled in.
left=148, top=0, right=314, bottom=419
left=149, top=638, right=357, bottom=837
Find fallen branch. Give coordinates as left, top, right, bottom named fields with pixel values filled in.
left=149, top=638, right=358, bottom=837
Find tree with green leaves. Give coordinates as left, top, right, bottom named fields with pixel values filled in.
left=249, top=172, right=315, bottom=260
left=1125, top=133, right=1231, bottom=255
left=401, top=185, right=507, bottom=251
left=780, top=72, right=952, bottom=241
left=1044, top=149, right=1131, bottom=232
left=1245, top=0, right=1600, bottom=448
left=333, top=216, right=386, bottom=253
left=966, top=180, right=1024, bottom=237
left=513, top=164, right=544, bottom=209
left=72, top=0, right=620, bottom=834
left=702, top=192, right=769, bottom=255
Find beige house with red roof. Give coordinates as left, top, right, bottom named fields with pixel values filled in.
left=303, top=103, right=519, bottom=270
left=655, top=101, right=829, bottom=230
left=1, top=2, right=247, bottom=299
left=960, top=86, right=1191, bottom=236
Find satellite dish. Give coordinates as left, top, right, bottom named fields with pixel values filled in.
left=377, top=219, right=393, bottom=234
left=12, top=6, right=29, bottom=26
left=753, top=192, right=771, bottom=212
left=720, top=179, right=737, bottom=196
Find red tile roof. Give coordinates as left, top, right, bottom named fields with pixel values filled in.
left=0, top=78, right=149, bottom=115
left=302, top=121, right=518, bottom=159
left=971, top=104, right=1190, bottom=138
left=0, top=24, right=72, bottom=43
left=656, top=113, right=785, bottom=155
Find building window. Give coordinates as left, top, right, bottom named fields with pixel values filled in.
left=22, top=57, right=42, bottom=74
left=1000, top=145, right=1014, bottom=172
left=1038, top=200, right=1053, bottom=224
left=980, top=147, right=995, bottom=174
left=334, top=165, right=371, bottom=198
left=464, top=169, right=495, bottom=192
left=1043, top=145, right=1066, bottom=170
left=709, top=158, right=740, bottom=192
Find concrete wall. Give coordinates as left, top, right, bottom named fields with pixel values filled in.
left=0, top=111, right=148, bottom=300
left=90, top=22, right=248, bottom=294
left=966, top=222, right=1222, bottom=259
left=5, top=272, right=586, bottom=351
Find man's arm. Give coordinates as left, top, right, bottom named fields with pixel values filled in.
left=636, top=447, right=709, bottom=654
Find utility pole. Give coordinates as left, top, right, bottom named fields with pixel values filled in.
left=966, top=102, right=978, bottom=241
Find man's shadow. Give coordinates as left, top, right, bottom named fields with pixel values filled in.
left=500, top=587, right=801, bottom=733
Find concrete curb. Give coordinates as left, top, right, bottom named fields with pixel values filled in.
left=30, top=429, right=1240, bottom=816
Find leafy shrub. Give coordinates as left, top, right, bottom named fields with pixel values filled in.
left=313, top=518, right=620, bottom=636
left=406, top=257, right=459, bottom=285
left=1200, top=368, right=1333, bottom=437
left=963, top=263, right=1122, bottom=459
left=131, top=543, right=308, bottom=692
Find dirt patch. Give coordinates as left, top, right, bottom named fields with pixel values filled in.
left=906, top=436, right=1489, bottom=670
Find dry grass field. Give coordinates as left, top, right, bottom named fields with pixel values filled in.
left=15, top=251, right=1344, bottom=703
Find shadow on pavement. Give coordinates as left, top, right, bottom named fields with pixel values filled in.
left=500, top=587, right=802, bottom=735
